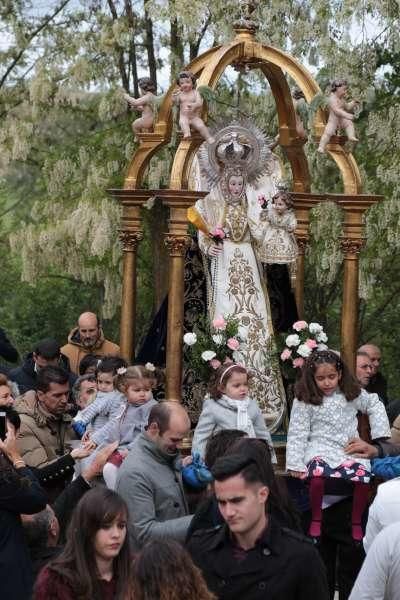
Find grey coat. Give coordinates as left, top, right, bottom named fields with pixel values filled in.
left=116, top=433, right=192, bottom=548
left=192, top=396, right=276, bottom=462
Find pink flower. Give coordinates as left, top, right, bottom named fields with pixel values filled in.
left=355, top=469, right=365, bottom=477
left=305, top=338, right=317, bottom=349
left=227, top=337, right=240, bottom=351
left=292, top=357, right=305, bottom=368
left=212, top=227, right=225, bottom=240
left=350, top=476, right=360, bottom=482
left=280, top=348, right=292, bottom=361
left=212, top=316, right=227, bottom=330
left=292, top=320, right=308, bottom=331
left=312, top=466, right=324, bottom=477
left=209, top=358, right=221, bottom=370
left=331, top=471, right=341, bottom=478
left=223, top=356, right=234, bottom=365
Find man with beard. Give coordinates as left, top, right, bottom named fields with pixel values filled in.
left=61, top=312, right=120, bottom=374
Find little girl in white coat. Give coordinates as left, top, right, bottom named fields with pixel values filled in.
left=192, top=364, right=276, bottom=462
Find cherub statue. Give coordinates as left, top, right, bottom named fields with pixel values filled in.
left=292, top=88, right=308, bottom=140
left=123, top=77, right=156, bottom=139
left=172, top=71, right=215, bottom=144
left=318, top=79, right=359, bottom=153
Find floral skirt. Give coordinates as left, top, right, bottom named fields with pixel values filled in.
left=307, top=457, right=372, bottom=484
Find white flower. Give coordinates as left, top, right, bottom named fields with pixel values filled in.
left=117, top=367, right=127, bottom=375
left=317, top=343, right=329, bottom=351
left=285, top=334, right=300, bottom=347
left=143, top=197, right=155, bottom=210
left=145, top=362, right=156, bottom=372
left=297, top=343, right=312, bottom=358
left=308, top=322, right=323, bottom=334
left=201, top=350, right=217, bottom=362
left=232, top=350, right=242, bottom=363
left=316, top=331, right=328, bottom=343
left=212, top=334, right=223, bottom=345
left=183, top=332, right=197, bottom=346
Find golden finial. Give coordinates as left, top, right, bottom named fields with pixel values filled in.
left=233, top=0, right=260, bottom=36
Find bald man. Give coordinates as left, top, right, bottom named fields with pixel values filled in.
left=116, top=401, right=193, bottom=549
left=61, top=311, right=120, bottom=374
left=358, top=344, right=388, bottom=405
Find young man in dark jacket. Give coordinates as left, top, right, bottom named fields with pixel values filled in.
left=187, top=451, right=329, bottom=600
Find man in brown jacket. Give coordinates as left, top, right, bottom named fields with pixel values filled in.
left=61, top=311, right=120, bottom=374
left=15, top=365, right=76, bottom=468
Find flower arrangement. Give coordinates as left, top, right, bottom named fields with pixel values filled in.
left=183, top=314, right=243, bottom=380
left=258, top=194, right=269, bottom=210
left=280, top=320, right=328, bottom=373
left=210, top=226, right=229, bottom=245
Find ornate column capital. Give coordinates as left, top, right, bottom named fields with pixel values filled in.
left=340, top=238, right=365, bottom=256
left=165, top=235, right=190, bottom=257
left=119, top=230, right=143, bottom=251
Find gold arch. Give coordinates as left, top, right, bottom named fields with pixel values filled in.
left=124, top=31, right=362, bottom=194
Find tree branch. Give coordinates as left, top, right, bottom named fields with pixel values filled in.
left=0, top=0, right=72, bottom=88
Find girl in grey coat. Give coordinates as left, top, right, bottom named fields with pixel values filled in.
left=192, top=364, right=276, bottom=462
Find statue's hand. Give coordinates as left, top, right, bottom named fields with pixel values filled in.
left=208, top=244, right=223, bottom=257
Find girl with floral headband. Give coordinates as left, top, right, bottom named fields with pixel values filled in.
left=286, top=349, right=390, bottom=542
left=192, top=364, right=276, bottom=462
left=84, top=365, right=158, bottom=489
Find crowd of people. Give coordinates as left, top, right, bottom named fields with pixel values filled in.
left=1, top=314, right=400, bottom=600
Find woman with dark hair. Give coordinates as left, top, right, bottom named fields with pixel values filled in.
left=34, top=487, right=133, bottom=600
left=133, top=539, right=215, bottom=600
left=0, top=422, right=47, bottom=600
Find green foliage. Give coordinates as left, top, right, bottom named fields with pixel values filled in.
left=0, top=1, right=399, bottom=396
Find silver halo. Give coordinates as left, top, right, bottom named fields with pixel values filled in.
left=198, top=118, right=273, bottom=188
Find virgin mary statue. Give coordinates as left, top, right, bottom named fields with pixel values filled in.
left=188, top=122, right=286, bottom=431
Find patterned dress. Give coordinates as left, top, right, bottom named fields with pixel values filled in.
left=195, top=183, right=285, bottom=431
left=286, top=389, right=391, bottom=482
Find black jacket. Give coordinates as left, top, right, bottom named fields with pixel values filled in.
left=187, top=518, right=329, bottom=600
left=366, top=372, right=388, bottom=405
left=0, top=466, right=47, bottom=600
left=9, top=353, right=76, bottom=395
left=0, top=327, right=19, bottom=363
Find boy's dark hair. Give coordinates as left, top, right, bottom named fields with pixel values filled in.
left=78, top=354, right=99, bottom=375
left=295, top=349, right=361, bottom=405
left=211, top=451, right=264, bottom=486
left=33, top=338, right=60, bottom=360
left=204, top=429, right=247, bottom=469
left=36, top=366, right=69, bottom=393
left=138, top=76, right=156, bottom=93
left=95, top=356, right=127, bottom=377
left=230, top=438, right=301, bottom=531
left=208, top=364, right=249, bottom=400
left=176, top=70, right=196, bottom=87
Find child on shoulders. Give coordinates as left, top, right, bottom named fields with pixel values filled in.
left=192, top=364, right=276, bottom=462
left=84, top=365, right=158, bottom=489
left=72, top=356, right=127, bottom=439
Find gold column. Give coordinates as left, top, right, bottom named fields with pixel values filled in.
left=160, top=190, right=206, bottom=400
left=331, top=194, right=382, bottom=372
left=119, top=230, right=143, bottom=361
left=339, top=238, right=364, bottom=372
left=109, top=189, right=152, bottom=361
